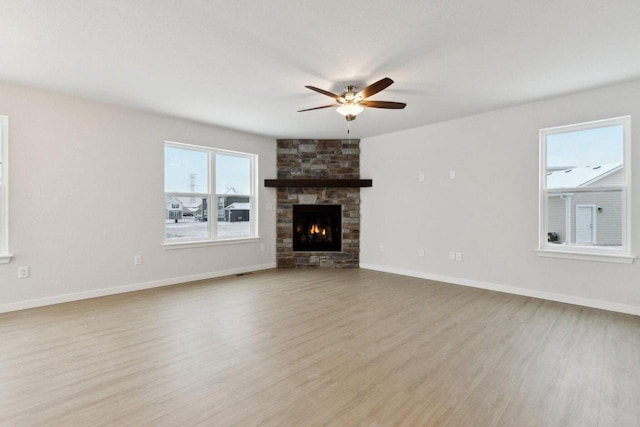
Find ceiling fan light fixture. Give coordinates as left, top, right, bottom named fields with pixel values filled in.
left=336, top=103, right=364, bottom=117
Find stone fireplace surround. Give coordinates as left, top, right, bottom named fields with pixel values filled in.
left=274, top=139, right=363, bottom=268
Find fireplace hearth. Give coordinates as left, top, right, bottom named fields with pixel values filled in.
left=293, top=205, right=342, bottom=252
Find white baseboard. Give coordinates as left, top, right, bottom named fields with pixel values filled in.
left=360, top=263, right=640, bottom=317
left=0, top=263, right=276, bottom=314
left=5, top=262, right=638, bottom=317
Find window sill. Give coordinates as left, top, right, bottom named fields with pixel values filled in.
left=0, top=254, right=13, bottom=264
left=162, top=237, right=261, bottom=250
left=536, top=248, right=635, bottom=264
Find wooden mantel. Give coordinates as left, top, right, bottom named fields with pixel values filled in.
left=264, top=179, right=372, bottom=188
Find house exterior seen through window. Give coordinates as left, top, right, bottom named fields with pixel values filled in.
left=164, top=141, right=257, bottom=244
left=0, top=116, right=8, bottom=262
left=539, top=116, right=633, bottom=263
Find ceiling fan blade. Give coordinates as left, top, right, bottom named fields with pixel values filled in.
left=297, top=104, right=336, bottom=112
left=360, top=100, right=406, bottom=109
left=356, top=77, right=394, bottom=99
left=305, top=85, right=343, bottom=101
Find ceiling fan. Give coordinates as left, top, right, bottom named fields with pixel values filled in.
left=298, top=77, right=406, bottom=121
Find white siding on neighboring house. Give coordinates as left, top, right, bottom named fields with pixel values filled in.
left=547, top=192, right=622, bottom=246
left=546, top=196, right=567, bottom=242
left=545, top=164, right=623, bottom=247
left=165, top=197, right=184, bottom=220
left=590, top=168, right=623, bottom=187
left=571, top=191, right=622, bottom=246
left=165, top=196, right=208, bottom=219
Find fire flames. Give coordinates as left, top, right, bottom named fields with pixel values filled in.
left=309, top=223, right=326, bottom=236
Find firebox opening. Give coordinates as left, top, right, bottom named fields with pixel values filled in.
left=292, top=204, right=342, bottom=252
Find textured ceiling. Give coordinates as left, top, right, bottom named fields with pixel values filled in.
left=2, top=0, right=640, bottom=139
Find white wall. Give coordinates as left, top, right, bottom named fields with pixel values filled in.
left=0, top=82, right=276, bottom=312
left=361, top=79, right=640, bottom=315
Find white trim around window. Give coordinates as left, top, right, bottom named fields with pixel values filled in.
left=0, top=116, right=11, bottom=264
left=537, top=116, right=635, bottom=264
left=163, top=141, right=259, bottom=248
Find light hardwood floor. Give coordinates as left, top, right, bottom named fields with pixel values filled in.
left=1, top=268, right=639, bottom=426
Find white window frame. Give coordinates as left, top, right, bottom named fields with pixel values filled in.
left=537, top=116, right=634, bottom=264
left=163, top=141, right=259, bottom=249
left=0, top=116, right=10, bottom=264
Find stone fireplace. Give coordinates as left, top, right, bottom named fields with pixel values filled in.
left=270, top=139, right=367, bottom=268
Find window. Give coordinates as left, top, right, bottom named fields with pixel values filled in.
left=0, top=116, right=9, bottom=263
left=538, top=116, right=633, bottom=263
left=164, top=141, right=258, bottom=245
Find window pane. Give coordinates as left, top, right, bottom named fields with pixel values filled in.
left=546, top=190, right=622, bottom=248
left=216, top=153, right=251, bottom=195
left=165, top=146, right=209, bottom=193
left=546, top=125, right=624, bottom=188
left=165, top=196, right=210, bottom=240
left=216, top=153, right=252, bottom=238
left=216, top=195, right=251, bottom=238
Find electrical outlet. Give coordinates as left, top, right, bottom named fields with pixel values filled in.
left=134, top=255, right=143, bottom=265
left=266, top=203, right=273, bottom=210
left=418, top=172, right=425, bottom=182
left=450, top=170, right=456, bottom=179
left=261, top=243, right=266, bottom=251
left=18, top=266, right=30, bottom=279
left=419, top=248, right=425, bottom=257
left=379, top=244, right=385, bottom=253
left=455, top=252, right=463, bottom=262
